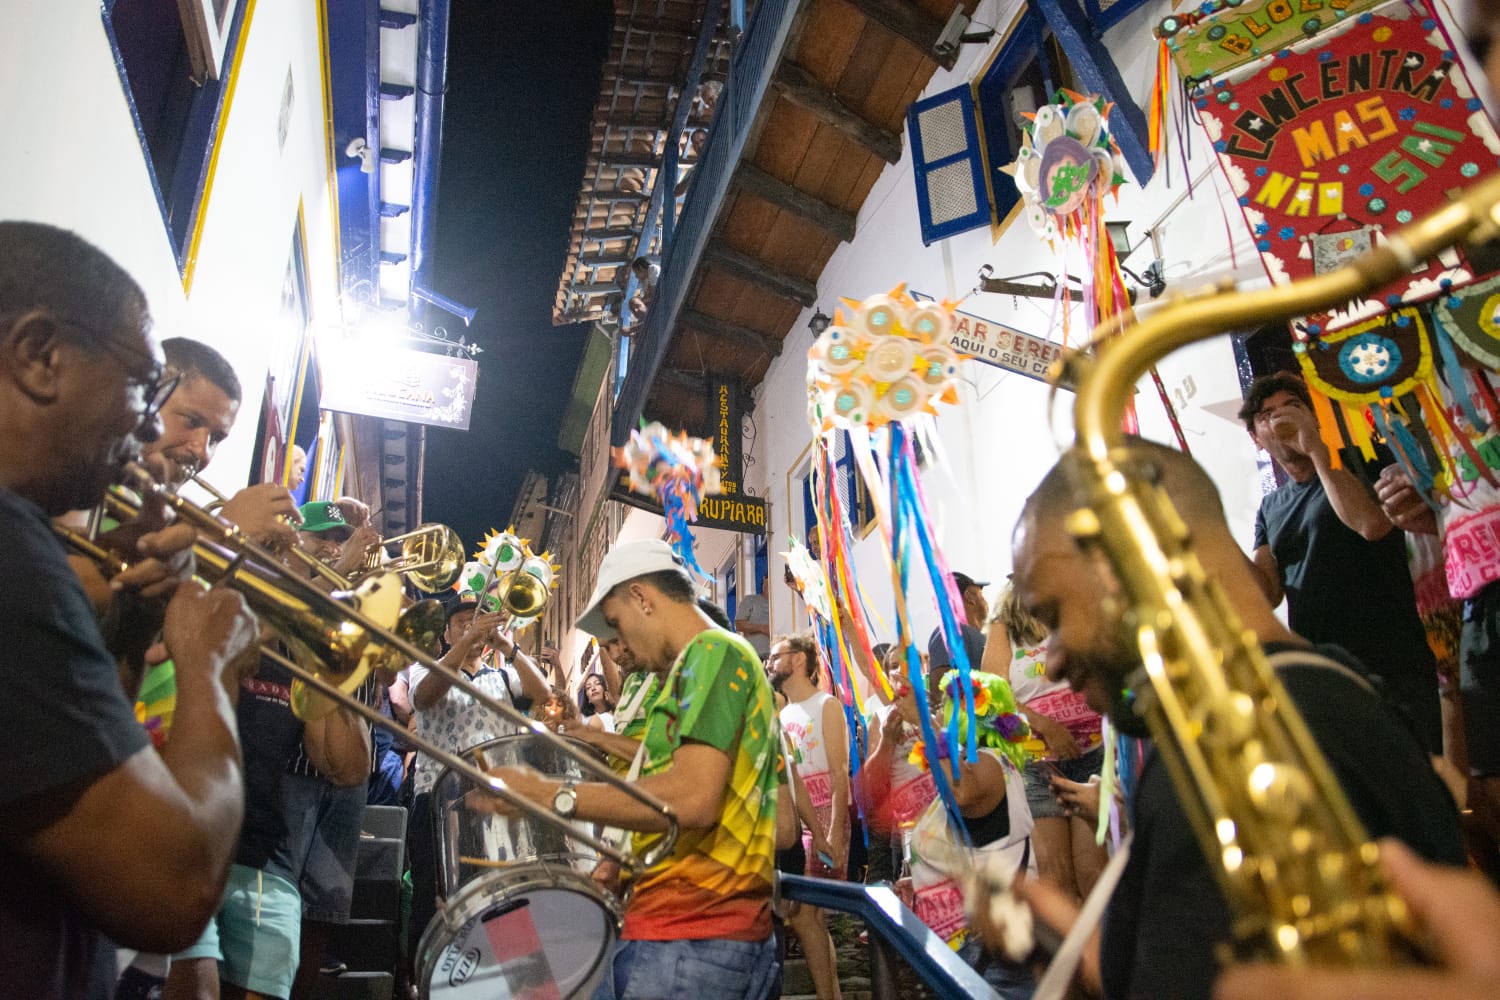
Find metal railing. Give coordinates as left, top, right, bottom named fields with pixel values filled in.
left=779, top=875, right=1000, bottom=999
left=610, top=0, right=802, bottom=445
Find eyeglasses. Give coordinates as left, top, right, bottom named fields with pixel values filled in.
left=40, top=314, right=179, bottom=425
left=90, top=335, right=180, bottom=425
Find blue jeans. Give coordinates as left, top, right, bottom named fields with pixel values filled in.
left=958, top=934, right=1037, bottom=1000
left=592, top=936, right=777, bottom=1000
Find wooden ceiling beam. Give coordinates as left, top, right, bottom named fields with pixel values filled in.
left=771, top=63, right=903, bottom=164
left=702, top=243, right=817, bottom=308
left=842, top=0, right=960, bottom=71
left=733, top=163, right=856, bottom=243
left=680, top=308, right=783, bottom=358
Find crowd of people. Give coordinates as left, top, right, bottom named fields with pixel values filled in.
left=12, top=11, right=1500, bottom=991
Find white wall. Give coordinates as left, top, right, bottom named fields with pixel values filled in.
left=751, top=0, right=1301, bottom=644
left=0, top=1, right=342, bottom=497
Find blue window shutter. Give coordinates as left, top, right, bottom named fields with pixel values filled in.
left=908, top=85, right=990, bottom=246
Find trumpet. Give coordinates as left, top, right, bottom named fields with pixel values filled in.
left=494, top=567, right=550, bottom=619
left=188, top=473, right=465, bottom=592
left=61, top=462, right=679, bottom=871
left=360, top=522, right=466, bottom=592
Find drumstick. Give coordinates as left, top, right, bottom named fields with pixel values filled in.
left=458, top=856, right=521, bottom=869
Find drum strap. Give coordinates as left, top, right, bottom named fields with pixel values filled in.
left=601, top=679, right=654, bottom=851
left=613, top=673, right=657, bottom=730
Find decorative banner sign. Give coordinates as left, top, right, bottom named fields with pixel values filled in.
left=319, top=342, right=479, bottom=430
left=708, top=376, right=745, bottom=495
left=1295, top=304, right=1434, bottom=403
left=1196, top=0, right=1500, bottom=332
left=1156, top=0, right=1387, bottom=85
left=1433, top=271, right=1500, bottom=368
left=914, top=293, right=1069, bottom=387
left=610, top=471, right=768, bottom=535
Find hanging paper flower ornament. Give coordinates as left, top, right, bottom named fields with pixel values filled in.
left=806, top=284, right=965, bottom=434
left=612, top=421, right=721, bottom=576
left=938, top=669, right=1032, bottom=771
left=1007, top=90, right=1126, bottom=239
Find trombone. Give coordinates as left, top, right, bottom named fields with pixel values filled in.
left=64, top=462, right=679, bottom=871
left=187, top=473, right=465, bottom=592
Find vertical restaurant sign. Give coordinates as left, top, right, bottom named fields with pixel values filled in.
left=319, top=342, right=479, bottom=430
left=1196, top=0, right=1500, bottom=332
left=709, top=375, right=744, bottom=495
left=1156, top=0, right=1388, bottom=84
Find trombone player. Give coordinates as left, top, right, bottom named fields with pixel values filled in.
left=0, top=221, right=260, bottom=992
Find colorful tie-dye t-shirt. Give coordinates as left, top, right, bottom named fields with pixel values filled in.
left=623, top=628, right=780, bottom=942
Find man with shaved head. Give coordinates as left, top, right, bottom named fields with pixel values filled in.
left=1006, top=439, right=1463, bottom=999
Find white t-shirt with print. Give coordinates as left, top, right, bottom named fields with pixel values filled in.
left=409, top=656, right=527, bottom=795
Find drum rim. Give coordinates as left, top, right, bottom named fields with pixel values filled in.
left=432, top=732, right=604, bottom=786
left=415, top=860, right=623, bottom=995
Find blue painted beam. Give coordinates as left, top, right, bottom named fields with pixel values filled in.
left=380, top=250, right=408, bottom=264
left=325, top=0, right=382, bottom=305
left=379, top=9, right=417, bottom=29
left=380, top=146, right=413, bottom=163
left=1033, top=0, right=1154, bottom=185
left=379, top=201, right=410, bottom=217
left=364, top=0, right=383, bottom=296
left=380, top=81, right=415, bottom=99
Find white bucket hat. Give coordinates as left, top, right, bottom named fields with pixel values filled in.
left=575, top=539, right=689, bottom=638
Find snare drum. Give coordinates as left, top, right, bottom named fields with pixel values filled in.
left=416, top=733, right=622, bottom=998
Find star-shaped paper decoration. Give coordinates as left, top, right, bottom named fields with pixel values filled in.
left=805, top=284, right=966, bottom=433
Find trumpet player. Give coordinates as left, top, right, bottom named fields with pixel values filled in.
left=1002, top=440, right=1465, bottom=999
left=0, top=221, right=262, bottom=994
left=292, top=500, right=380, bottom=584
left=152, top=337, right=300, bottom=551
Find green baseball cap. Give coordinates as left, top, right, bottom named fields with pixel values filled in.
left=298, top=500, right=348, bottom=534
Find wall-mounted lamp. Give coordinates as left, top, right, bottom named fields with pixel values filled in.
left=808, top=309, right=831, bottom=335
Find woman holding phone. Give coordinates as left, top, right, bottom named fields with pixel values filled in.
left=983, top=584, right=1109, bottom=903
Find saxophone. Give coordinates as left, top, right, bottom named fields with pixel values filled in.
left=1061, top=171, right=1500, bottom=966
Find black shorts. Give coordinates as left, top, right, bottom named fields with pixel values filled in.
left=1461, top=580, right=1500, bottom=776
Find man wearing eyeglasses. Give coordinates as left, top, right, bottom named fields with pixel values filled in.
left=0, top=221, right=260, bottom=997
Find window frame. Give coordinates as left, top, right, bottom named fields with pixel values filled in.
left=971, top=8, right=1056, bottom=240
left=99, top=0, right=251, bottom=280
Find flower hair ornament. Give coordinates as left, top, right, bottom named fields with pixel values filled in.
left=909, top=670, right=1031, bottom=773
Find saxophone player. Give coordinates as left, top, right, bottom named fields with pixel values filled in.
left=1220, top=3, right=1500, bottom=996
left=1005, top=440, right=1465, bottom=999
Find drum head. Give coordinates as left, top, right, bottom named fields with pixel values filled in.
left=420, top=870, right=619, bottom=998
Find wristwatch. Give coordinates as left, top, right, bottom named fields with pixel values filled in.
left=553, top=779, right=578, bottom=820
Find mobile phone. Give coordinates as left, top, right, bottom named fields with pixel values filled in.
left=817, top=850, right=836, bottom=869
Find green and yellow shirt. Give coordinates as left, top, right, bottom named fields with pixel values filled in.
left=623, top=628, right=780, bottom=942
